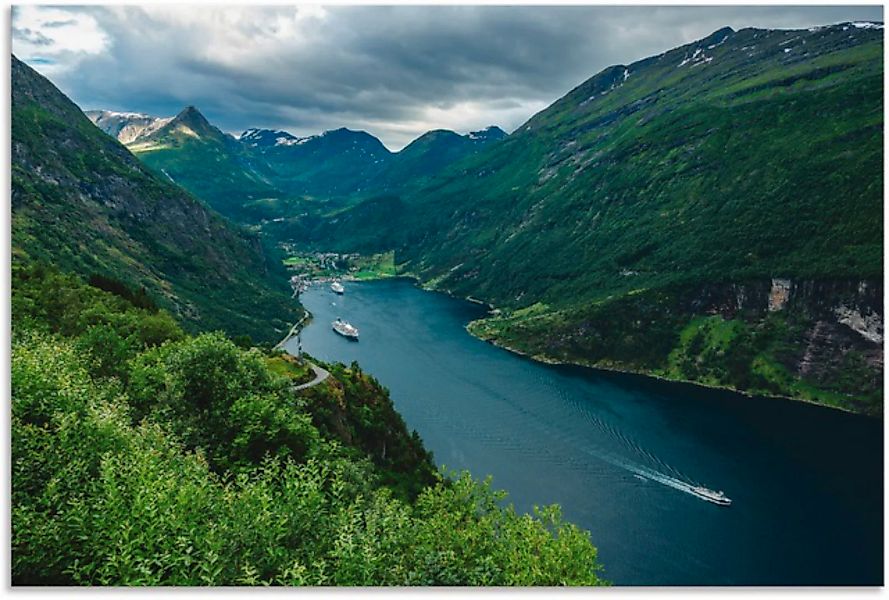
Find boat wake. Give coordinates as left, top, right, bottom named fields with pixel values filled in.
left=591, top=449, right=731, bottom=505
left=422, top=386, right=732, bottom=506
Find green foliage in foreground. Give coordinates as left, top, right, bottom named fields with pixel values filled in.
left=12, top=265, right=605, bottom=586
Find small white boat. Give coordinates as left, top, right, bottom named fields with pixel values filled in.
left=690, top=486, right=732, bottom=506
left=331, top=281, right=345, bottom=294
left=332, top=318, right=359, bottom=340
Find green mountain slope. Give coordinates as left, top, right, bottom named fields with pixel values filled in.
left=247, top=127, right=393, bottom=198
left=366, top=126, right=507, bottom=193
left=127, top=106, right=281, bottom=220
left=12, top=263, right=604, bottom=586
left=374, top=24, right=883, bottom=300
left=91, top=109, right=507, bottom=231
left=316, top=24, right=885, bottom=412
left=11, top=55, right=297, bottom=342
left=255, top=125, right=508, bottom=243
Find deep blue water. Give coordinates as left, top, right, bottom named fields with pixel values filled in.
left=285, top=278, right=883, bottom=586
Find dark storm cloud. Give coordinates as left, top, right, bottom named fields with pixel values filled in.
left=12, top=5, right=884, bottom=149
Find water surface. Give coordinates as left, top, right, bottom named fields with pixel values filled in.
left=286, top=279, right=882, bottom=585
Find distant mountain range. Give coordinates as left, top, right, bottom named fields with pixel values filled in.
left=87, top=107, right=508, bottom=222
left=12, top=56, right=297, bottom=341
left=27, top=21, right=886, bottom=413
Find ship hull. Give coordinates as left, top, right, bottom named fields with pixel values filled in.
left=332, top=324, right=359, bottom=340
left=690, top=489, right=732, bottom=506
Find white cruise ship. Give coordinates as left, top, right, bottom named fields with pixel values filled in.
left=332, top=318, right=359, bottom=340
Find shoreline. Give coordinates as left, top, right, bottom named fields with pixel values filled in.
left=401, top=273, right=869, bottom=417
left=288, top=272, right=872, bottom=417
left=274, top=307, right=311, bottom=351
left=465, top=320, right=867, bottom=418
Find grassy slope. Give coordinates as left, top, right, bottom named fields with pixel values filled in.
left=11, top=56, right=297, bottom=342
left=129, top=108, right=282, bottom=222
left=318, top=25, right=884, bottom=412
left=392, top=26, right=882, bottom=303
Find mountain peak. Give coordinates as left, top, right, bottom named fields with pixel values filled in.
left=174, top=105, right=211, bottom=128
left=145, top=104, right=225, bottom=143
left=238, top=127, right=305, bottom=148
left=468, top=125, right=507, bottom=142
left=704, top=26, right=735, bottom=43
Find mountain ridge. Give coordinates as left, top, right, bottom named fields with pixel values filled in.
left=12, top=55, right=297, bottom=341
left=88, top=106, right=509, bottom=221
left=307, top=23, right=884, bottom=412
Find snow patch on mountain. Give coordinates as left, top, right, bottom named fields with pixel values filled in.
left=851, top=21, right=884, bottom=30
left=678, top=47, right=714, bottom=68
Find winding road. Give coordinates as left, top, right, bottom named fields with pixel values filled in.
left=274, top=309, right=331, bottom=391
left=292, top=361, right=330, bottom=391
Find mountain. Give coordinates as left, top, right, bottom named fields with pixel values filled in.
left=125, top=106, right=281, bottom=219
left=466, top=125, right=508, bottom=143
left=246, top=127, right=393, bottom=198
left=239, top=125, right=507, bottom=197
left=97, top=114, right=507, bottom=230
left=11, top=55, right=297, bottom=341
left=85, top=109, right=171, bottom=144
left=314, top=23, right=885, bottom=413
left=96, top=118, right=390, bottom=219
left=365, top=126, right=508, bottom=193
left=131, top=105, right=229, bottom=148
left=239, top=127, right=311, bottom=149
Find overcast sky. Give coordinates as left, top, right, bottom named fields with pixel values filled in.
left=12, top=4, right=884, bottom=150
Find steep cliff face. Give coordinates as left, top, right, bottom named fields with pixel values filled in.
left=687, top=278, right=881, bottom=319
left=691, top=279, right=882, bottom=407
left=469, top=278, right=883, bottom=414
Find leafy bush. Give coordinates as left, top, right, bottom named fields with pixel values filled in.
left=11, top=265, right=606, bottom=586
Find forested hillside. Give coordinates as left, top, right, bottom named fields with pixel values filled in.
left=11, top=56, right=296, bottom=342
left=11, top=265, right=605, bottom=585
left=313, top=24, right=885, bottom=412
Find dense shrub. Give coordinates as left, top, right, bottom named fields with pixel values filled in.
left=11, top=265, right=606, bottom=586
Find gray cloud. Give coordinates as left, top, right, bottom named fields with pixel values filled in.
left=42, top=19, right=78, bottom=28
left=13, top=5, right=884, bottom=149
left=13, top=27, right=53, bottom=47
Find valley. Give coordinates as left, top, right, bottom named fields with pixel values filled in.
left=10, top=9, right=885, bottom=588
left=290, top=278, right=883, bottom=585
left=11, top=45, right=606, bottom=587
left=85, top=22, right=884, bottom=414
left=83, top=23, right=883, bottom=415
